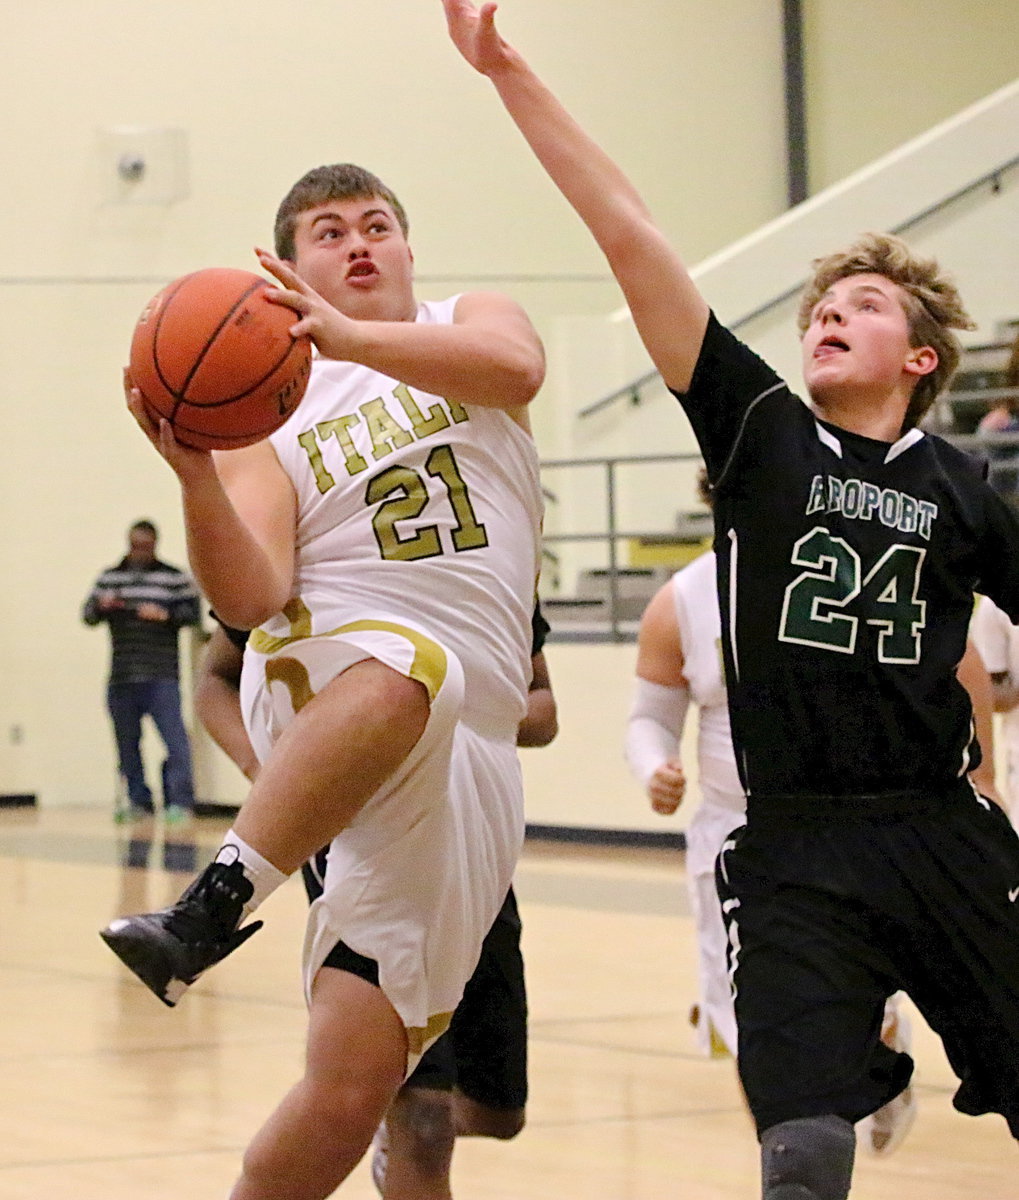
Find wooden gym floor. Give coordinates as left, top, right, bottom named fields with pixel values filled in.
left=0, top=804, right=1014, bottom=1199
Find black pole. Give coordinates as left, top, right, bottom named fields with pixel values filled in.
left=782, top=0, right=809, bottom=207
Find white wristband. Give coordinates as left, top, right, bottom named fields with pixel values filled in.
left=624, top=677, right=690, bottom=787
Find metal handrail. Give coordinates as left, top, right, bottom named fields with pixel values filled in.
left=940, top=386, right=1019, bottom=406
left=540, top=451, right=701, bottom=640
left=541, top=430, right=1019, bottom=641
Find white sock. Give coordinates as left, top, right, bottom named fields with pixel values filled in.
left=216, top=830, right=288, bottom=916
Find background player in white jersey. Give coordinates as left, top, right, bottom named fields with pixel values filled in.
left=625, top=480, right=1000, bottom=1155
left=102, top=162, right=545, bottom=1200
left=442, top=7, right=1019, bottom=1196
left=970, top=594, right=1019, bottom=825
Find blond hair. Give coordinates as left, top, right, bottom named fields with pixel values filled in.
left=797, top=233, right=975, bottom=429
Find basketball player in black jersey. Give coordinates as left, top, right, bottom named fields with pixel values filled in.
left=443, top=4, right=1019, bottom=1197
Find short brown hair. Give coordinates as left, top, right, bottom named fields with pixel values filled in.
left=274, top=163, right=409, bottom=261
left=797, top=233, right=975, bottom=429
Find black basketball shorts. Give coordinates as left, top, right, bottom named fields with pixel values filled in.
left=715, top=782, right=1019, bottom=1138
left=408, top=887, right=528, bottom=1109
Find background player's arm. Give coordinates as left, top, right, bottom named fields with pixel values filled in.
left=517, top=649, right=558, bottom=747
left=970, top=598, right=1019, bottom=713
left=957, top=637, right=1005, bottom=809
left=443, top=0, right=709, bottom=394
left=626, top=582, right=690, bottom=815
left=194, top=626, right=260, bottom=782
left=257, top=252, right=544, bottom=422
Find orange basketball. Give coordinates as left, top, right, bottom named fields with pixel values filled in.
left=129, top=267, right=312, bottom=450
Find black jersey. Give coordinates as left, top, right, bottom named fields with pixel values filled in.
left=673, top=313, right=1019, bottom=800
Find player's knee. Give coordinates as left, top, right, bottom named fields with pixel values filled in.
left=307, top=1076, right=383, bottom=1147
left=760, top=1115, right=855, bottom=1200
left=390, top=1089, right=456, bottom=1176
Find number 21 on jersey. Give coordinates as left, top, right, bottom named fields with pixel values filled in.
left=365, top=444, right=489, bottom=562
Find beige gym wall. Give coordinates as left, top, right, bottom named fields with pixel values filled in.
left=0, top=0, right=1016, bottom=816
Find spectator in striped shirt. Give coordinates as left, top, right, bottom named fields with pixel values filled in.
left=82, top=519, right=201, bottom=823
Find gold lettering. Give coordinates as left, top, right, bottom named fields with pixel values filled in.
left=297, top=429, right=336, bottom=494
left=406, top=1011, right=454, bottom=1056
left=392, top=383, right=451, bottom=439
left=318, top=415, right=368, bottom=477
left=360, top=398, right=414, bottom=459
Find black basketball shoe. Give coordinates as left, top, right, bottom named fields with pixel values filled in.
left=100, top=857, right=263, bottom=1006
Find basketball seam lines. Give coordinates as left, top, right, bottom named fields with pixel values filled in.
left=183, top=339, right=307, bottom=409
left=149, top=274, right=192, bottom=426
left=177, top=278, right=268, bottom=402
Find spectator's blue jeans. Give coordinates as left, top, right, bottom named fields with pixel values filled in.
left=107, top=678, right=195, bottom=812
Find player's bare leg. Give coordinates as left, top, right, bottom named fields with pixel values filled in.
left=100, top=660, right=430, bottom=1004
left=231, top=968, right=408, bottom=1200
left=234, top=659, right=430, bottom=874
left=372, top=1088, right=524, bottom=1199
left=379, top=1088, right=456, bottom=1200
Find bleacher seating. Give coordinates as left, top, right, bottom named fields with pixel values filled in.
left=929, top=317, right=1018, bottom=434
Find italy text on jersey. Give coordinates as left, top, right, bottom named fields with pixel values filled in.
left=294, top=384, right=470, bottom=493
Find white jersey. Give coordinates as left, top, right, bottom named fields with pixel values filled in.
left=672, top=551, right=743, bottom=807
left=259, top=295, right=542, bottom=732
left=971, top=594, right=1019, bottom=818
left=238, top=293, right=538, bottom=1065
left=666, top=551, right=745, bottom=1057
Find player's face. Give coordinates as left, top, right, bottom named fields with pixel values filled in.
left=290, top=197, right=415, bottom=321
left=802, top=274, right=932, bottom=409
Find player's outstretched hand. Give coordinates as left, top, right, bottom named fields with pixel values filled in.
left=256, top=248, right=362, bottom=363
left=648, top=759, right=687, bottom=816
left=442, top=0, right=512, bottom=76
left=123, top=368, right=213, bottom=479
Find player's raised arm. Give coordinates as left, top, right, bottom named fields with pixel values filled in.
left=194, top=626, right=261, bottom=782
left=443, top=0, right=709, bottom=394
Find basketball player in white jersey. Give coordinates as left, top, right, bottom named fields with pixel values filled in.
left=626, top=483, right=1000, bottom=1155
left=970, top=594, right=1019, bottom=825
left=103, top=163, right=545, bottom=1200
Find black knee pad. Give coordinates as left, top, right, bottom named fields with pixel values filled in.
left=760, top=1115, right=855, bottom=1200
